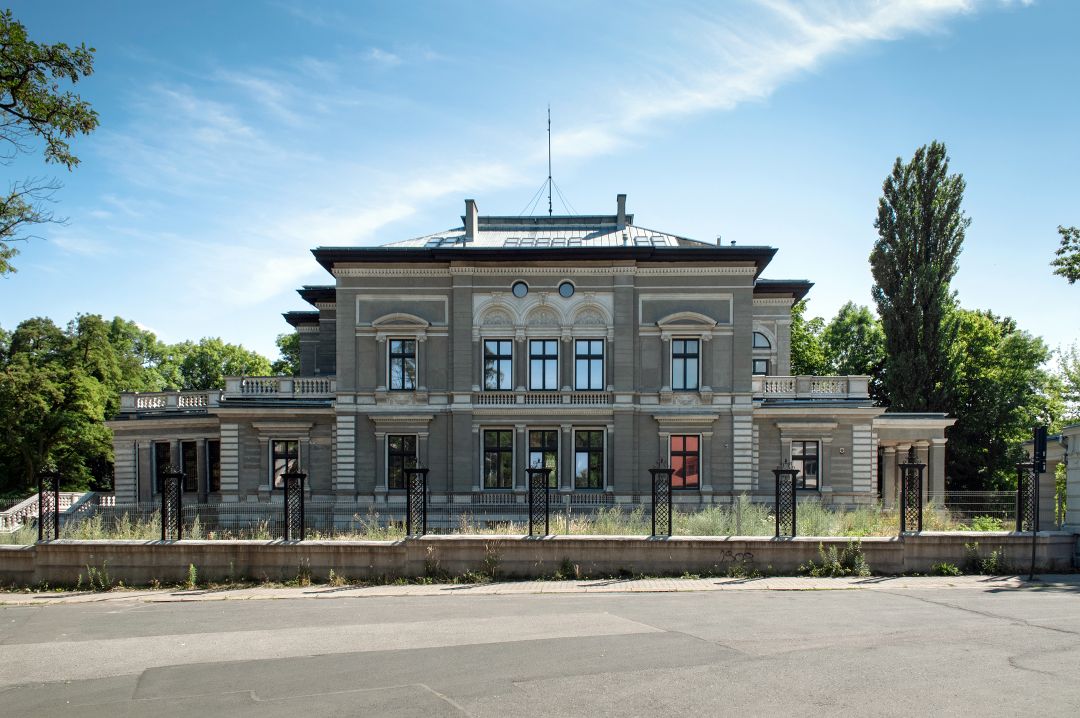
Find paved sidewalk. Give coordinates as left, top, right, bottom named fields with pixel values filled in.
left=2, top=573, right=1077, bottom=605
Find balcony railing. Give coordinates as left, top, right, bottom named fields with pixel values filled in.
left=474, top=390, right=612, bottom=406
left=752, top=375, right=869, bottom=400
left=119, top=390, right=221, bottom=413
left=223, top=375, right=336, bottom=399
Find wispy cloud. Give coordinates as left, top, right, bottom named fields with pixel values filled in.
left=366, top=48, right=402, bottom=67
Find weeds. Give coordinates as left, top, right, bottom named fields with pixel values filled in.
left=800, top=540, right=871, bottom=577
left=931, top=562, right=962, bottom=576
left=185, top=563, right=198, bottom=589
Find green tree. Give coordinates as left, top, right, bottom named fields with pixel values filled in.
left=171, top=337, right=272, bottom=390
left=271, top=332, right=301, bottom=375
left=870, top=141, right=969, bottom=412
left=789, top=299, right=827, bottom=375
left=0, top=10, right=98, bottom=275
left=820, top=301, right=887, bottom=403
left=1051, top=225, right=1080, bottom=284
left=1049, top=343, right=1080, bottom=427
left=943, top=309, right=1055, bottom=491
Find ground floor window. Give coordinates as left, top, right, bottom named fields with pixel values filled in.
left=181, top=441, right=198, bottom=492
left=153, top=442, right=171, bottom=494
left=792, top=440, right=819, bottom=490
left=670, top=435, right=700, bottom=489
left=528, top=429, right=559, bottom=488
left=483, top=429, right=514, bottom=489
left=207, top=440, right=221, bottom=493
left=574, top=430, right=604, bottom=489
left=271, top=439, right=299, bottom=489
left=387, top=434, right=417, bottom=490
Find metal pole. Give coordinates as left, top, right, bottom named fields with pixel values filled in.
left=1030, top=462, right=1039, bottom=581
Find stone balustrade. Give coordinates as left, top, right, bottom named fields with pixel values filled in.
left=752, top=375, right=870, bottom=400
left=119, top=390, right=220, bottom=413
left=474, top=390, right=612, bottom=406
left=223, top=375, right=337, bottom=399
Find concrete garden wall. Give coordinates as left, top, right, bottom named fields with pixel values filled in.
left=1, top=532, right=1075, bottom=587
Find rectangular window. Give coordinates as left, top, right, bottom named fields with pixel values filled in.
left=181, top=441, right=198, bottom=492
left=670, top=435, right=700, bottom=489
left=271, top=439, right=299, bottom=489
left=752, top=359, right=769, bottom=375
left=387, top=434, right=417, bottom=490
left=153, top=442, right=171, bottom=494
left=483, top=339, right=513, bottom=390
left=483, top=429, right=514, bottom=489
left=207, top=440, right=221, bottom=493
left=528, top=430, right=559, bottom=489
left=672, top=338, right=700, bottom=390
left=574, top=339, right=604, bottom=390
left=792, top=441, right=819, bottom=490
left=529, top=339, right=558, bottom=390
left=574, top=430, right=604, bottom=490
left=388, top=338, right=417, bottom=390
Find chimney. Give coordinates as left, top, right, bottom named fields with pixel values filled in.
left=616, top=194, right=627, bottom=229
left=464, top=199, right=478, bottom=241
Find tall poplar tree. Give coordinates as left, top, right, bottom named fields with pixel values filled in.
left=870, top=141, right=969, bottom=411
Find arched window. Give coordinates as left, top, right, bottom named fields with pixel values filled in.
left=752, top=331, right=772, bottom=349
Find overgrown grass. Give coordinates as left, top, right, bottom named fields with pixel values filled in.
left=0, top=496, right=1014, bottom=543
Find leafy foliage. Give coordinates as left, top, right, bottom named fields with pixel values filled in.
left=271, top=332, right=301, bottom=375
left=943, top=309, right=1055, bottom=490
left=0, top=314, right=272, bottom=494
left=821, top=301, right=887, bottom=403
left=0, top=9, right=98, bottom=274
left=870, top=141, right=969, bottom=412
left=789, top=300, right=826, bottom=375
left=799, top=540, right=871, bottom=577
left=1051, top=225, right=1079, bottom=284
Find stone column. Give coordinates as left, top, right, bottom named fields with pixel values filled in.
left=416, top=335, right=428, bottom=392
left=373, top=432, right=386, bottom=501
left=560, top=424, right=573, bottom=492
left=914, top=442, right=929, bottom=503
left=881, top=446, right=897, bottom=509
left=514, top=423, right=527, bottom=492
left=375, top=336, right=387, bottom=391
left=334, top=414, right=356, bottom=500
left=515, top=335, right=527, bottom=391
left=700, top=431, right=714, bottom=496
left=1065, top=427, right=1080, bottom=531
left=1040, top=459, right=1059, bottom=530
left=660, top=334, right=671, bottom=392
left=219, top=423, right=239, bottom=503
left=928, top=438, right=947, bottom=503
left=561, top=335, right=574, bottom=391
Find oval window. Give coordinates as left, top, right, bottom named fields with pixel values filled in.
left=558, top=281, right=575, bottom=298
left=511, top=281, right=529, bottom=298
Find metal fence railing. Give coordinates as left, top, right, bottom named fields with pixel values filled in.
left=933, top=491, right=1018, bottom=525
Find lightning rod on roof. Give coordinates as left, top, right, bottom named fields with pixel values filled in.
left=547, top=104, right=552, bottom=217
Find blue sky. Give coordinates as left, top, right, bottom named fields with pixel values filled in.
left=2, top=0, right=1077, bottom=360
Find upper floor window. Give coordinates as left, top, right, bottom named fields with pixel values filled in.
left=271, top=439, right=299, bottom=489
left=387, top=434, right=417, bottom=490
left=670, top=435, right=700, bottom=490
left=752, top=359, right=769, bottom=375
left=672, top=338, right=700, bottom=391
left=529, top=339, right=558, bottom=391
left=388, top=338, right=417, bottom=391
left=753, top=331, right=772, bottom=349
left=792, top=440, right=819, bottom=490
left=574, top=339, right=604, bottom=390
left=483, top=339, right=513, bottom=390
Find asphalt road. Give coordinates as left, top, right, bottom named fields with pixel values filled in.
left=2, top=583, right=1079, bottom=717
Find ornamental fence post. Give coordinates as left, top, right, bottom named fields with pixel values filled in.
left=526, top=465, right=552, bottom=536
left=282, top=471, right=306, bottom=541
left=160, top=465, right=184, bottom=541
left=773, top=464, right=798, bottom=538
left=649, top=459, right=674, bottom=537
left=404, top=466, right=429, bottom=537
left=898, top=447, right=925, bottom=535
left=37, top=467, right=61, bottom=542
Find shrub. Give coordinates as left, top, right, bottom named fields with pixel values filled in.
left=931, top=562, right=961, bottom=576
left=800, top=540, right=871, bottom=577
left=963, top=542, right=1009, bottom=575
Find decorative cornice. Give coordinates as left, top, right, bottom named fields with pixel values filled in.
left=637, top=266, right=756, bottom=276
left=334, top=267, right=451, bottom=278
left=753, top=297, right=795, bottom=306
left=332, top=265, right=758, bottom=278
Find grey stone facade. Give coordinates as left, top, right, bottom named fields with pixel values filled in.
left=109, top=196, right=954, bottom=508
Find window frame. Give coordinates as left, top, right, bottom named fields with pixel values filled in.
left=388, top=337, right=417, bottom=391
left=181, top=440, right=198, bottom=493
left=483, top=338, right=514, bottom=391
left=791, top=440, right=820, bottom=491
left=386, top=434, right=418, bottom=491
left=528, top=429, right=560, bottom=489
left=752, top=331, right=772, bottom=349
left=482, top=429, right=515, bottom=490
left=752, top=358, right=770, bottom=376
left=528, top=338, right=559, bottom=391
left=206, top=439, right=221, bottom=493
left=152, top=441, right=171, bottom=495
left=671, top=337, right=700, bottom=391
left=573, top=429, right=605, bottom=490
left=270, top=439, right=300, bottom=490
left=669, top=434, right=701, bottom=490
left=574, top=339, right=604, bottom=391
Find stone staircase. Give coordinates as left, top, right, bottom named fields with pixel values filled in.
left=0, top=492, right=98, bottom=533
